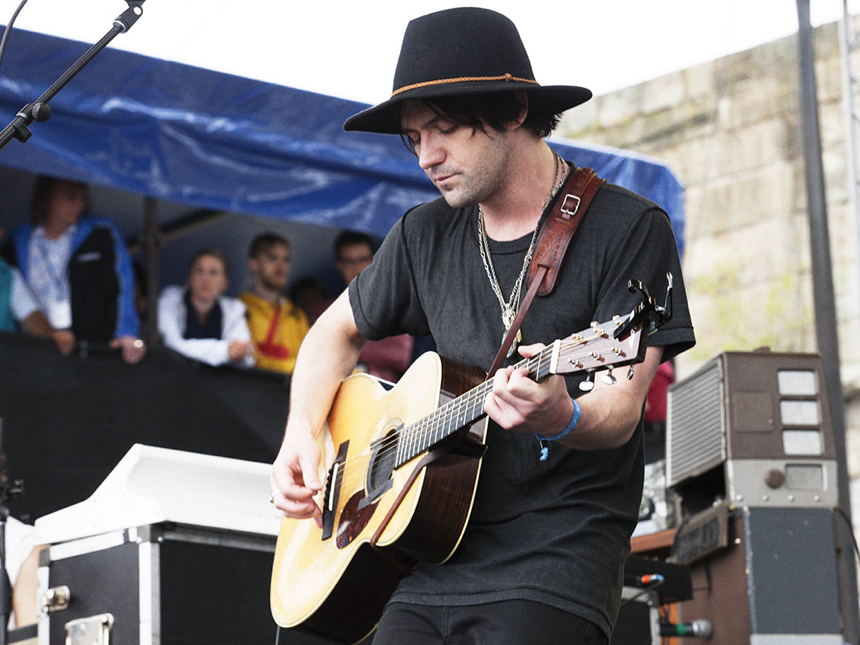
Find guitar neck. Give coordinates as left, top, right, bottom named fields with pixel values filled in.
left=393, top=312, right=649, bottom=466
left=395, top=348, right=555, bottom=466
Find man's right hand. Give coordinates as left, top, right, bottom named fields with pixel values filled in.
left=269, top=291, right=367, bottom=529
left=270, top=429, right=325, bottom=528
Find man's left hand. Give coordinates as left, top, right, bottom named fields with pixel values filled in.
left=483, top=343, right=572, bottom=435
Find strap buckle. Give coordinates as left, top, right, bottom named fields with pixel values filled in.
left=560, top=193, right=581, bottom=219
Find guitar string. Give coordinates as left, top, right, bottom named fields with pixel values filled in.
left=325, top=371, right=527, bottom=498
left=328, top=331, right=620, bottom=494
left=321, top=329, right=627, bottom=497
left=324, top=330, right=625, bottom=496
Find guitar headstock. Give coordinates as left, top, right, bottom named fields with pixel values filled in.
left=546, top=276, right=672, bottom=388
left=550, top=316, right=647, bottom=378
left=522, top=277, right=671, bottom=389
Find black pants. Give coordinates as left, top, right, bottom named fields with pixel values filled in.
left=370, top=600, right=608, bottom=645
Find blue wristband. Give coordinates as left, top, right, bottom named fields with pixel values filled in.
left=536, top=398, right=581, bottom=461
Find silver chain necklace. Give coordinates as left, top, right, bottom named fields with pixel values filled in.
left=477, top=151, right=565, bottom=355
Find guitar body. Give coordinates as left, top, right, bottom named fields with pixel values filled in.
left=269, top=297, right=659, bottom=643
left=271, top=352, right=489, bottom=643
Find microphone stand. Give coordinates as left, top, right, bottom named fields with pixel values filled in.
left=0, top=420, right=25, bottom=645
left=0, top=0, right=146, bottom=152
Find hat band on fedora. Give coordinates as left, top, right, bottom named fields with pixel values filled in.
left=391, top=74, right=540, bottom=97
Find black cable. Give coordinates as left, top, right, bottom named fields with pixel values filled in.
left=0, top=0, right=28, bottom=71
left=831, top=505, right=860, bottom=645
left=667, top=511, right=693, bottom=561
left=833, top=505, right=860, bottom=560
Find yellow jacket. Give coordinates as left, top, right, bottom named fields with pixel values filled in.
left=239, top=291, right=309, bottom=374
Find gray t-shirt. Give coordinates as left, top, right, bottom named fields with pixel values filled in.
left=349, top=178, right=695, bottom=637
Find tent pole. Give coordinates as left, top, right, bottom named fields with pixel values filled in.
left=796, top=1, right=860, bottom=640
left=144, top=197, right=161, bottom=348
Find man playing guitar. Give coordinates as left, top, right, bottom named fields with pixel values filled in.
left=270, top=8, right=695, bottom=644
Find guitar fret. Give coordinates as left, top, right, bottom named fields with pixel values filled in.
left=397, top=424, right=406, bottom=464
left=426, top=414, right=436, bottom=453
left=398, top=352, right=543, bottom=465
left=414, top=422, right=421, bottom=457
left=393, top=314, right=646, bottom=468
left=411, top=421, right=422, bottom=459
left=439, top=409, right=449, bottom=446
left=402, top=423, right=411, bottom=462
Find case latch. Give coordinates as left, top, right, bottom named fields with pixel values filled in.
left=65, top=613, right=115, bottom=645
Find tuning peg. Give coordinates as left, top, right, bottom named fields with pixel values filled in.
left=627, top=365, right=635, bottom=380
left=601, top=367, right=616, bottom=385
left=579, top=371, right=595, bottom=392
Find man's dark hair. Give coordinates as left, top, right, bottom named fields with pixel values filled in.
left=30, top=175, right=91, bottom=225
left=401, top=91, right=562, bottom=154
left=248, top=232, right=290, bottom=259
left=333, top=231, right=374, bottom=259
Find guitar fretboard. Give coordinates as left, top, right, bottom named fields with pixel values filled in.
left=387, top=311, right=643, bottom=467
left=394, top=347, right=557, bottom=466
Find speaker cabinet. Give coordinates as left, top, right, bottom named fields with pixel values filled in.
left=666, top=351, right=838, bottom=515
left=676, top=507, right=844, bottom=644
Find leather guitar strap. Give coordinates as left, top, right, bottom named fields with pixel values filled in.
left=488, top=165, right=605, bottom=375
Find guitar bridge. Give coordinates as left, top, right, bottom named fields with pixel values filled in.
left=321, top=440, right=349, bottom=541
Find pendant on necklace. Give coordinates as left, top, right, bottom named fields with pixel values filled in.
left=502, top=308, right=523, bottom=357
left=506, top=331, right=522, bottom=358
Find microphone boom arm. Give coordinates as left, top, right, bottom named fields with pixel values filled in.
left=0, top=0, right=146, bottom=151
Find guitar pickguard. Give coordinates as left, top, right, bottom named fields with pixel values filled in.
left=336, top=491, right=378, bottom=549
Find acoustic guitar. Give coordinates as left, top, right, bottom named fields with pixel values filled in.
left=271, top=296, right=659, bottom=644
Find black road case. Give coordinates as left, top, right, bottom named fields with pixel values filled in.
left=39, top=522, right=277, bottom=645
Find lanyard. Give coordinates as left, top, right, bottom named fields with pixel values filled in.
left=35, top=236, right=71, bottom=300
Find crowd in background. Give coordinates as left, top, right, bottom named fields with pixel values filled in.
left=2, top=174, right=671, bottom=428
left=0, top=175, right=421, bottom=382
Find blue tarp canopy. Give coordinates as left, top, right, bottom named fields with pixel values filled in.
left=0, top=29, right=684, bottom=255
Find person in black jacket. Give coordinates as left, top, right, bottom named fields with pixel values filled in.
left=1, top=176, right=145, bottom=364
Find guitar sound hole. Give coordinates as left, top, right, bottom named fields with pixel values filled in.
left=362, top=426, right=400, bottom=507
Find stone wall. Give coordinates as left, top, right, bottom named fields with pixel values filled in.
left=559, top=20, right=860, bottom=477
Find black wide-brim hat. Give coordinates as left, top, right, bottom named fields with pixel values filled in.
left=343, top=7, right=592, bottom=134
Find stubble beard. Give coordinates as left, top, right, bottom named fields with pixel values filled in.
left=259, top=273, right=287, bottom=294
left=437, top=134, right=511, bottom=210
